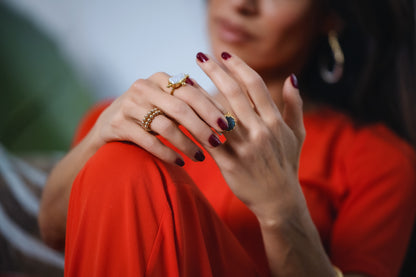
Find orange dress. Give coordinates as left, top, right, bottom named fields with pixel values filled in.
left=65, top=101, right=416, bottom=277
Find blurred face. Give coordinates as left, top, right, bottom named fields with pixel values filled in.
left=208, top=0, right=325, bottom=77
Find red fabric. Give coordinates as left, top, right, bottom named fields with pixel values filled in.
left=65, top=102, right=416, bottom=277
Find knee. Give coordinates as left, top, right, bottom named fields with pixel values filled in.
left=73, top=142, right=172, bottom=207
left=87, top=142, right=160, bottom=178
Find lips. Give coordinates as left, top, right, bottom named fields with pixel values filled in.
left=215, top=18, right=254, bottom=44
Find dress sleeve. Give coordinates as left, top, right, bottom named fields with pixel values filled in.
left=331, top=126, right=416, bottom=277
left=71, top=100, right=113, bottom=146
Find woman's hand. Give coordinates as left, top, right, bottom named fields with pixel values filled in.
left=195, top=52, right=335, bottom=277
left=196, top=52, right=306, bottom=223
left=89, top=72, right=230, bottom=166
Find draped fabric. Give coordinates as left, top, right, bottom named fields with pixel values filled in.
left=65, top=102, right=416, bottom=277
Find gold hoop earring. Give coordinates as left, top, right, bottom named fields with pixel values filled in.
left=320, top=30, right=344, bottom=84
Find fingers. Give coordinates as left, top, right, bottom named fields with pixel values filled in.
left=282, top=74, right=305, bottom=141
left=133, top=78, right=223, bottom=149
left=148, top=72, right=229, bottom=133
left=195, top=52, right=259, bottom=127
left=196, top=52, right=304, bottom=141
left=216, top=52, right=281, bottom=121
left=121, top=120, right=187, bottom=166
left=108, top=105, right=205, bottom=166
left=138, top=113, right=207, bottom=162
left=117, top=74, right=227, bottom=166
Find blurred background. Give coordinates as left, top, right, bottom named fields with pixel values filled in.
left=0, top=1, right=208, bottom=276
left=1, top=0, right=211, bottom=153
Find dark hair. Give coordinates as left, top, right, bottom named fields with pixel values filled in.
left=300, top=0, right=416, bottom=146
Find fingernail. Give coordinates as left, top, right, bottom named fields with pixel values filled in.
left=221, top=52, right=232, bottom=60
left=217, top=118, right=229, bottom=131
left=196, top=52, right=209, bottom=63
left=185, top=77, right=194, bottom=86
left=209, top=134, right=222, bottom=147
left=175, top=158, right=185, bottom=167
left=194, top=150, right=205, bottom=161
left=290, top=74, right=299, bottom=89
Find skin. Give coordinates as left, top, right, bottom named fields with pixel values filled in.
left=39, top=0, right=367, bottom=276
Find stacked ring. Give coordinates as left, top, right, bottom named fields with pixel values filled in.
left=167, top=73, right=190, bottom=95
left=141, top=107, right=164, bottom=132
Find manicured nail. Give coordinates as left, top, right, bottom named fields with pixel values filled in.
left=221, top=52, right=232, bottom=60
left=290, top=74, right=299, bottom=89
left=217, top=118, right=229, bottom=131
left=175, top=158, right=185, bottom=167
left=209, top=134, right=222, bottom=147
left=196, top=52, right=209, bottom=63
left=185, top=77, right=194, bottom=86
left=194, top=150, right=205, bottom=162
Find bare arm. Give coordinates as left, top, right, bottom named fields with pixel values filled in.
left=38, top=129, right=102, bottom=250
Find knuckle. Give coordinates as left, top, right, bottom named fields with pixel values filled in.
left=140, top=135, right=158, bottom=150
left=245, top=73, right=263, bottom=88
left=132, top=78, right=149, bottom=92
left=150, top=71, right=168, bottom=80
left=226, top=83, right=242, bottom=97
left=268, top=116, right=284, bottom=130
left=104, top=109, right=125, bottom=131
left=157, top=119, right=177, bottom=134
left=221, top=158, right=238, bottom=173
left=169, top=101, right=191, bottom=116
left=251, top=132, right=268, bottom=148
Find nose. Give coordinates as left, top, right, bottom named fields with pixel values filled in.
left=230, top=0, right=258, bottom=16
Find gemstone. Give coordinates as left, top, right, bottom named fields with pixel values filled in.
left=225, top=114, right=236, bottom=131
left=169, top=73, right=188, bottom=85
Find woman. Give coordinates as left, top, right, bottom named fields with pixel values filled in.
left=39, top=0, right=416, bottom=276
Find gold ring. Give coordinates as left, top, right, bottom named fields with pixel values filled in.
left=167, top=73, right=190, bottom=95
left=141, top=107, right=164, bottom=132
left=224, top=112, right=236, bottom=132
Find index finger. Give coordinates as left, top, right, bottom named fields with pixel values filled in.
left=218, top=52, right=281, bottom=121
left=196, top=52, right=258, bottom=127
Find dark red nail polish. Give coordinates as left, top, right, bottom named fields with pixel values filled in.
left=175, top=158, right=185, bottom=167
left=194, top=150, right=205, bottom=162
left=221, top=52, right=232, bottom=60
left=217, top=118, right=229, bottom=131
left=209, top=134, right=221, bottom=147
left=185, top=77, right=194, bottom=86
left=197, top=52, right=209, bottom=63
left=290, top=74, right=299, bottom=89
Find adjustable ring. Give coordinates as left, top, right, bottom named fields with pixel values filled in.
left=224, top=112, right=237, bottom=132
left=167, top=73, right=190, bottom=95
left=141, top=107, right=164, bottom=132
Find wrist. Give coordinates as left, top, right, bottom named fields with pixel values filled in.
left=254, top=187, right=311, bottom=231
left=83, top=125, right=106, bottom=154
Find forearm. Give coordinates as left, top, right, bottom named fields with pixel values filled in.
left=258, top=195, right=335, bottom=277
left=38, top=129, right=102, bottom=250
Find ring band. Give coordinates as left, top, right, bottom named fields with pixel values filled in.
left=167, top=73, right=190, bottom=95
left=224, top=112, right=236, bottom=132
left=141, top=107, right=164, bottom=132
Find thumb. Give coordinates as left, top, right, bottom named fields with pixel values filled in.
left=282, top=74, right=305, bottom=141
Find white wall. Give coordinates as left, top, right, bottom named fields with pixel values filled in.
left=4, top=0, right=214, bottom=99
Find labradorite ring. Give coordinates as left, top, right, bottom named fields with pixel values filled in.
left=224, top=112, right=236, bottom=131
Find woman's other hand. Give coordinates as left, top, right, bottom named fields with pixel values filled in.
left=89, top=72, right=230, bottom=166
